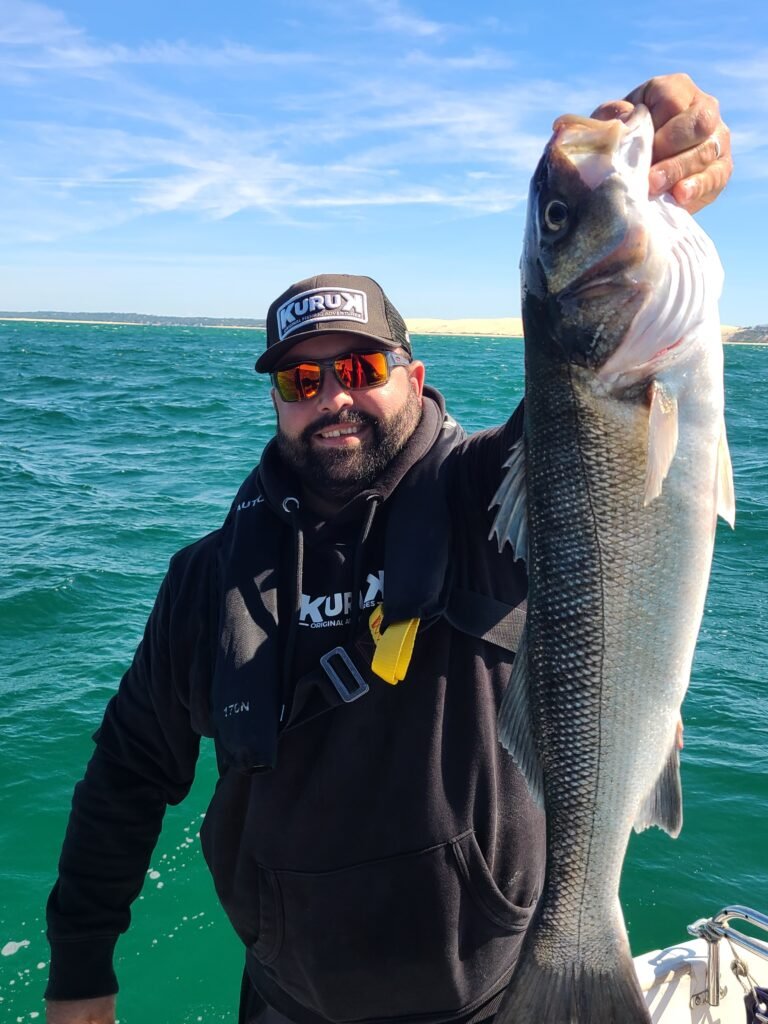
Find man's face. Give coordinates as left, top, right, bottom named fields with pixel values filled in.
left=273, top=333, right=426, bottom=503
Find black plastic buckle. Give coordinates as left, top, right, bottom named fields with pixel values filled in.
left=320, top=647, right=370, bottom=703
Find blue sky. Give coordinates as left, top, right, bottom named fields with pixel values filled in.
left=1, top=0, right=766, bottom=324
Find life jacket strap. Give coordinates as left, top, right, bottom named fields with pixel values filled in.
left=445, top=588, right=526, bottom=654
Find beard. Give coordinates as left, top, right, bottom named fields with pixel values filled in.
left=276, top=389, right=423, bottom=503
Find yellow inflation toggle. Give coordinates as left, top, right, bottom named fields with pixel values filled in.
left=368, top=604, right=419, bottom=685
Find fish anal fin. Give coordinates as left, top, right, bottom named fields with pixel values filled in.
left=496, top=629, right=543, bottom=808
left=717, top=421, right=736, bottom=527
left=489, top=437, right=528, bottom=563
left=644, top=380, right=679, bottom=506
left=633, top=735, right=683, bottom=838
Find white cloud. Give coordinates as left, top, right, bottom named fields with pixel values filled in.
left=0, top=0, right=78, bottom=46
left=5, top=0, right=759, bottom=251
left=718, top=51, right=768, bottom=81
left=359, top=0, right=447, bottom=38
left=403, top=48, right=515, bottom=71
left=293, top=186, right=526, bottom=212
left=0, top=0, right=328, bottom=77
left=0, top=0, right=588, bottom=245
left=38, top=39, right=329, bottom=72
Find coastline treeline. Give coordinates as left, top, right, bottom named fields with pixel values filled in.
left=0, top=311, right=267, bottom=329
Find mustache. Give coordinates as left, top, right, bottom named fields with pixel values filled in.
left=301, top=408, right=378, bottom=442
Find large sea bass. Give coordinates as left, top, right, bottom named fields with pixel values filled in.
left=490, top=104, right=735, bottom=1023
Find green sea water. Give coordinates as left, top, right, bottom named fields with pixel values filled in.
left=1, top=321, right=766, bottom=1023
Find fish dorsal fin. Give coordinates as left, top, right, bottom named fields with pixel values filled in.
left=633, top=733, right=683, bottom=838
left=489, top=437, right=528, bottom=562
left=717, top=420, right=736, bottom=527
left=496, top=628, right=544, bottom=809
left=644, top=380, right=679, bottom=505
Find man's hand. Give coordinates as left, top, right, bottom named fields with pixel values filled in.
left=46, top=995, right=116, bottom=1024
left=592, top=73, right=732, bottom=214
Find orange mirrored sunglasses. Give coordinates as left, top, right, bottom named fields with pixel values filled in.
left=272, top=350, right=411, bottom=403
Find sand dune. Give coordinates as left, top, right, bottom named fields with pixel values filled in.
left=407, top=317, right=524, bottom=337
left=408, top=318, right=747, bottom=343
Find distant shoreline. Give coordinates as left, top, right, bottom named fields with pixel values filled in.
left=0, top=316, right=266, bottom=330
left=0, top=315, right=764, bottom=344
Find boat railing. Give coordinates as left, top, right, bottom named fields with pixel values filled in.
left=688, top=905, right=768, bottom=1007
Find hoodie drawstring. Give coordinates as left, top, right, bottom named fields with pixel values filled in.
left=280, top=496, right=303, bottom=723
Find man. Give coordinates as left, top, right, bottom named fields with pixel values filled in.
left=45, top=73, right=732, bottom=1024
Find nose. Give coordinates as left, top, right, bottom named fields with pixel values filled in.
left=315, top=366, right=355, bottom=413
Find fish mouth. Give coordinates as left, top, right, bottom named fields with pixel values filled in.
left=561, top=276, right=633, bottom=303
left=549, top=105, right=654, bottom=193
left=558, top=224, right=648, bottom=307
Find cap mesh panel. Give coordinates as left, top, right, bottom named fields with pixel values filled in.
left=383, top=294, right=412, bottom=357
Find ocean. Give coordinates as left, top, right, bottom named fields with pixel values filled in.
left=1, top=321, right=766, bottom=1023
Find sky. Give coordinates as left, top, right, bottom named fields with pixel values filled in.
left=0, top=0, right=766, bottom=324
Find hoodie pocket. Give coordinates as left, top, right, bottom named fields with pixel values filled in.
left=251, top=829, right=537, bottom=1023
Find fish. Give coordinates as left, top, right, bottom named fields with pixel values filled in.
left=489, top=103, right=735, bottom=1024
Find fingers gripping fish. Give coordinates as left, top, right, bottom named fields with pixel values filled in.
left=489, top=105, right=735, bottom=1024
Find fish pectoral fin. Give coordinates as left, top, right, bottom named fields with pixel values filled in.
left=643, top=380, right=679, bottom=506
left=716, top=421, right=736, bottom=527
left=489, top=437, right=528, bottom=562
left=633, top=737, right=683, bottom=838
left=496, top=629, right=544, bottom=808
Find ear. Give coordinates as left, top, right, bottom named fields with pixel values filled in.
left=408, top=360, right=426, bottom=399
left=270, top=387, right=280, bottom=418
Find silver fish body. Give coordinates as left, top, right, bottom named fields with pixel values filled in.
left=491, top=105, right=734, bottom=1023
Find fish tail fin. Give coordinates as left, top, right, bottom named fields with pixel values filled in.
left=496, top=927, right=651, bottom=1024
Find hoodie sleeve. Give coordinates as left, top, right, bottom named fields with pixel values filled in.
left=452, top=398, right=525, bottom=521
left=446, top=398, right=528, bottom=605
left=45, top=539, right=217, bottom=1001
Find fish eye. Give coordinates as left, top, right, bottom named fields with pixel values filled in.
left=543, top=199, right=569, bottom=232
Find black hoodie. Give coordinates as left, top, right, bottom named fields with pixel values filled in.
left=46, top=389, right=545, bottom=1024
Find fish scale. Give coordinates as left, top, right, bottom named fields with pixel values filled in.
left=491, top=104, right=733, bottom=1023
left=528, top=362, right=618, bottom=950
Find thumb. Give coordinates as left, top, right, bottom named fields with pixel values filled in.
left=591, top=99, right=634, bottom=122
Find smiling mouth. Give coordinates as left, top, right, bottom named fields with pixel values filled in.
left=316, top=424, right=364, bottom=440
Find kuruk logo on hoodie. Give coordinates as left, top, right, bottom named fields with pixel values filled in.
left=299, top=571, right=384, bottom=628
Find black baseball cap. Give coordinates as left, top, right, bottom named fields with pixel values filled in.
left=255, top=273, right=412, bottom=373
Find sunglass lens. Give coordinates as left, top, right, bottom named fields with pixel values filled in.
left=335, top=352, right=388, bottom=390
left=276, top=363, right=322, bottom=402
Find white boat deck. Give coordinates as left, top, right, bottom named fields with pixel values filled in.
left=634, top=907, right=768, bottom=1023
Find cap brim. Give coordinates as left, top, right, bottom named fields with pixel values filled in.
left=255, top=329, right=401, bottom=373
